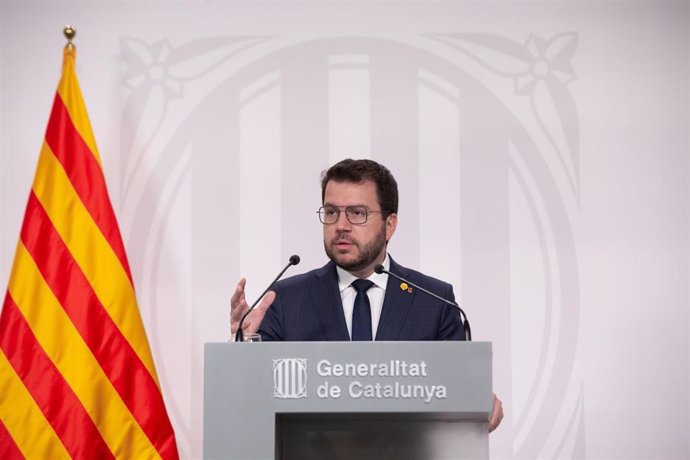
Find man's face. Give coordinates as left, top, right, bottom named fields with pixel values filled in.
left=322, top=180, right=397, bottom=277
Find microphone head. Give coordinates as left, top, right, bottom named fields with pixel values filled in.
left=289, top=254, right=301, bottom=265
left=374, top=264, right=385, bottom=274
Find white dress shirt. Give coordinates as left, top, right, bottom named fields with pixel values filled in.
left=336, top=254, right=390, bottom=340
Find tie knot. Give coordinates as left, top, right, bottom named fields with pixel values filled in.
left=351, top=279, right=374, bottom=293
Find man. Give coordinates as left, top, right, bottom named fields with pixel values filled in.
left=230, top=158, right=503, bottom=430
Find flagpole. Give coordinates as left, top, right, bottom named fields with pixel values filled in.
left=63, top=25, right=76, bottom=50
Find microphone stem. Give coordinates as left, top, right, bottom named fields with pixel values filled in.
left=235, top=260, right=296, bottom=342
left=381, top=267, right=472, bottom=341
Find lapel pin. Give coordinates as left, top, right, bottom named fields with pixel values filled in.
left=400, top=282, right=413, bottom=293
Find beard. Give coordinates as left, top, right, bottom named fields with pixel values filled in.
left=324, top=225, right=387, bottom=273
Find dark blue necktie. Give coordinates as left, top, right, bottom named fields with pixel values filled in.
left=351, top=279, right=374, bottom=341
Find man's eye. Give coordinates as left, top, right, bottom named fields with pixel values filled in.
left=324, top=208, right=338, bottom=216
left=350, top=208, right=366, bottom=217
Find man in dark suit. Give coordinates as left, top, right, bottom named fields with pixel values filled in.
left=230, top=158, right=503, bottom=430
left=258, top=257, right=463, bottom=341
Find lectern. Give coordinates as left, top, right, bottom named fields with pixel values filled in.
left=204, top=342, right=492, bottom=459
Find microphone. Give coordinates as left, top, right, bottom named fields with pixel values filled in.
left=235, top=255, right=300, bottom=342
left=374, top=264, right=472, bottom=341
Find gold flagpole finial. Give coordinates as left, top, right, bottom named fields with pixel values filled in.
left=63, top=25, right=76, bottom=51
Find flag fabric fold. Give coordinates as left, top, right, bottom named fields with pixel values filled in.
left=0, top=45, right=179, bottom=460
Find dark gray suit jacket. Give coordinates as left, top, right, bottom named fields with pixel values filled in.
left=258, top=257, right=464, bottom=341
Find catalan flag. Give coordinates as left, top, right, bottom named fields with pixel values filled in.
left=0, top=38, right=179, bottom=459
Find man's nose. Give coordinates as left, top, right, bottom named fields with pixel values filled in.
left=335, top=210, right=351, bottom=231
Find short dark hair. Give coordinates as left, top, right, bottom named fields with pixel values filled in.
left=321, top=159, right=398, bottom=215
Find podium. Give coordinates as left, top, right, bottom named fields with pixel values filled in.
left=204, top=341, right=492, bottom=459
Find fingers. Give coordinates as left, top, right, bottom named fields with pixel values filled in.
left=230, top=280, right=276, bottom=339
left=241, top=291, right=276, bottom=336
left=230, top=278, right=248, bottom=320
left=488, top=393, right=504, bottom=433
left=255, top=291, right=276, bottom=314
left=230, top=278, right=247, bottom=311
left=230, top=278, right=249, bottom=337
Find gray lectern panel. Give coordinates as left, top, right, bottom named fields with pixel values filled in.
left=204, top=341, right=492, bottom=460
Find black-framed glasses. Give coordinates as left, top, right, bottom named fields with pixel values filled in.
left=317, top=206, right=389, bottom=225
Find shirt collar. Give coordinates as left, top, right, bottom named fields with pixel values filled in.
left=336, top=253, right=390, bottom=293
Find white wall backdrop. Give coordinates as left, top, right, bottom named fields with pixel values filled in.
left=1, top=1, right=688, bottom=459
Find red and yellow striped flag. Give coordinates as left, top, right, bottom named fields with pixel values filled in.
left=0, top=43, right=179, bottom=459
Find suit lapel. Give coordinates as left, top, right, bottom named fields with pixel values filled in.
left=375, top=259, right=415, bottom=341
left=309, top=261, right=351, bottom=341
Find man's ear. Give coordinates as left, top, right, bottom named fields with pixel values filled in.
left=385, top=213, right=397, bottom=242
